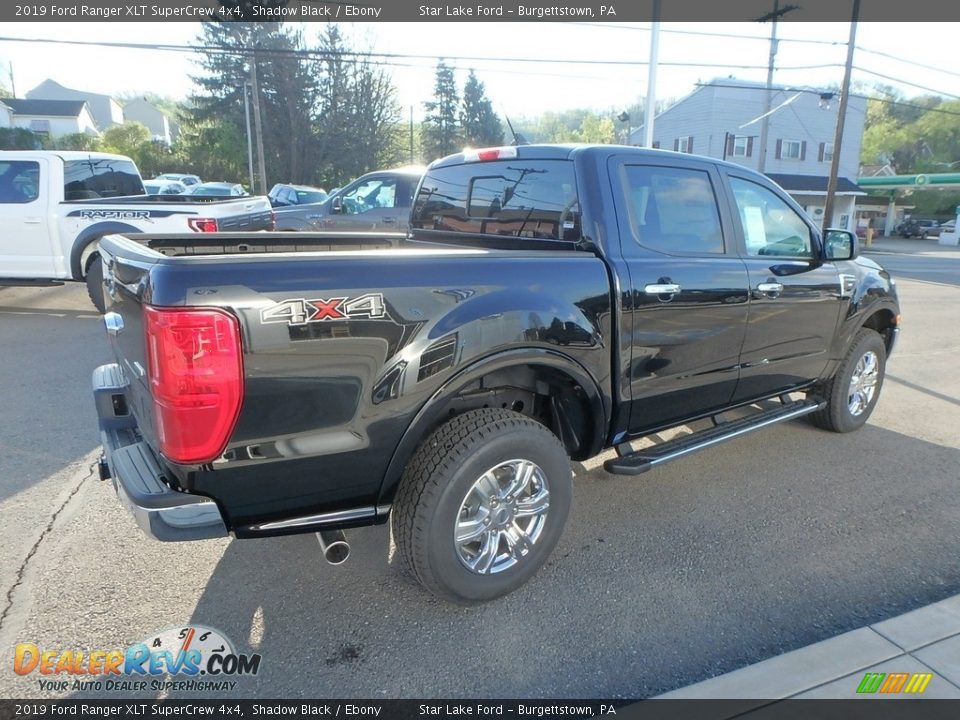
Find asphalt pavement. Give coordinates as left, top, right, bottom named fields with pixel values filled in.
left=0, top=247, right=957, bottom=700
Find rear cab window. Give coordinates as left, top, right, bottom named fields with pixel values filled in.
left=63, top=157, right=145, bottom=200
left=412, top=159, right=581, bottom=242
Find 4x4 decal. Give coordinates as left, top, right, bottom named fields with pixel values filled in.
left=261, top=294, right=386, bottom=325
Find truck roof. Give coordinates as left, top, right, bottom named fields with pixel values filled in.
left=429, top=143, right=773, bottom=182
left=0, top=149, right=135, bottom=162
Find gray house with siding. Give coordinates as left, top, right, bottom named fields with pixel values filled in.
left=630, top=78, right=867, bottom=231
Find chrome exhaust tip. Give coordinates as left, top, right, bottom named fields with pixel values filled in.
left=316, top=529, right=350, bottom=565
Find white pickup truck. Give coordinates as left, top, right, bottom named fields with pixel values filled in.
left=0, top=151, right=274, bottom=311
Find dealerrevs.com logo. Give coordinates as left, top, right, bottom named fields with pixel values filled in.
left=14, top=625, right=261, bottom=693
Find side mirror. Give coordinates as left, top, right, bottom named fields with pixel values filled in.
left=824, top=229, right=858, bottom=261
left=331, top=196, right=342, bottom=214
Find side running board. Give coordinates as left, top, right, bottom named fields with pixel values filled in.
left=604, top=398, right=824, bottom=476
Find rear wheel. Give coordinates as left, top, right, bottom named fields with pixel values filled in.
left=811, top=329, right=886, bottom=433
left=85, top=254, right=105, bottom=314
left=391, top=408, right=572, bottom=604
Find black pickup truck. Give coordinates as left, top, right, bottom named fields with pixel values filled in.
left=92, top=145, right=900, bottom=604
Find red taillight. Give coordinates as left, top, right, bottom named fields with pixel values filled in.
left=188, top=217, right=219, bottom=232
left=144, top=306, right=244, bottom=464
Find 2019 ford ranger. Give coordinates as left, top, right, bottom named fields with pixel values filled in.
left=0, top=151, right=274, bottom=312
left=91, top=144, right=900, bottom=604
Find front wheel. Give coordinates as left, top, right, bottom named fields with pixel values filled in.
left=811, top=329, right=886, bottom=433
left=391, top=408, right=572, bottom=604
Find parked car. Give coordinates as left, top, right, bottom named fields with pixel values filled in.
left=154, top=173, right=201, bottom=187
left=93, top=144, right=900, bottom=604
left=143, top=180, right=186, bottom=196
left=0, top=151, right=273, bottom=312
left=272, top=166, right=423, bottom=232
left=899, top=219, right=939, bottom=238
left=268, top=183, right=328, bottom=208
left=938, top=219, right=955, bottom=234
left=186, top=182, right=249, bottom=197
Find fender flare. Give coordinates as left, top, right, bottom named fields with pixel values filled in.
left=377, top=347, right=609, bottom=507
left=69, top=222, right=143, bottom=280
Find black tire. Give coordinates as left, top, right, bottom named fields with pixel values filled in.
left=811, top=329, right=886, bottom=433
left=391, top=408, right=572, bottom=605
left=85, top=254, right=106, bottom=314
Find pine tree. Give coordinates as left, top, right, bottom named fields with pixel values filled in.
left=422, top=61, right=462, bottom=162
left=461, top=70, right=504, bottom=148
left=189, top=22, right=320, bottom=185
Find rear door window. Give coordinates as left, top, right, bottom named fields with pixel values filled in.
left=412, top=160, right=580, bottom=241
left=622, top=165, right=724, bottom=254
left=64, top=157, right=145, bottom=199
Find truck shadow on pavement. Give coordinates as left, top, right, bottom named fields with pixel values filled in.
left=171, top=420, right=960, bottom=699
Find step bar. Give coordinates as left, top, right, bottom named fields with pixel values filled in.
left=604, top=397, right=824, bottom=476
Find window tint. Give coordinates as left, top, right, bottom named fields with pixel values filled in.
left=296, top=189, right=326, bottom=204
left=63, top=158, right=144, bottom=199
left=730, top=177, right=814, bottom=258
left=411, top=160, right=580, bottom=241
left=341, top=178, right=398, bottom=214
left=0, top=161, right=40, bottom=204
left=623, top=165, right=724, bottom=254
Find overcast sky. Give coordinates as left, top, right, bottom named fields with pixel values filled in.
left=1, top=22, right=958, bottom=122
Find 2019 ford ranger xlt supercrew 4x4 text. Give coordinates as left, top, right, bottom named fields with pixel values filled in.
left=91, top=144, right=900, bottom=604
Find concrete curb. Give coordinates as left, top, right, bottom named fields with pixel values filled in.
left=658, top=594, right=960, bottom=700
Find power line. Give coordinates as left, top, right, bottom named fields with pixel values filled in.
left=0, top=34, right=842, bottom=72
left=852, top=66, right=960, bottom=100
left=566, top=22, right=844, bottom=45
left=695, top=81, right=960, bottom=118
left=855, top=46, right=960, bottom=81
left=567, top=23, right=960, bottom=83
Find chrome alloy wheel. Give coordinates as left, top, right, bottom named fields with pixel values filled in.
left=454, top=459, right=551, bottom=575
left=848, top=350, right=880, bottom=417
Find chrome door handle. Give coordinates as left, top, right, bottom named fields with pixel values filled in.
left=644, top=283, right=682, bottom=295
left=23, top=217, right=42, bottom=224
left=756, top=282, right=784, bottom=295
left=306, top=214, right=322, bottom=220
left=382, top=217, right=397, bottom=224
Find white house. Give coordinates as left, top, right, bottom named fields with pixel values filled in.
left=1, top=98, right=101, bottom=138
left=123, top=98, right=176, bottom=145
left=631, top=78, right=868, bottom=231
left=25, top=79, right=123, bottom=131
left=0, top=101, right=12, bottom=128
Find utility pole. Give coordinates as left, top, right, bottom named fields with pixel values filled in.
left=756, top=0, right=798, bottom=173
left=409, top=105, right=415, bottom=164
left=249, top=54, right=268, bottom=195
left=822, top=0, right=861, bottom=235
left=8, top=62, right=15, bottom=98
left=243, top=82, right=255, bottom=193
left=643, top=0, right=661, bottom=148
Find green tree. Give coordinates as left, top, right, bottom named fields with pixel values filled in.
left=574, top=114, right=616, bottom=143
left=190, top=22, right=320, bottom=187
left=100, top=121, right=152, bottom=156
left=313, top=26, right=403, bottom=187
left=173, top=119, right=247, bottom=182
left=49, top=133, right=100, bottom=151
left=461, top=70, right=503, bottom=148
left=0, top=127, right=41, bottom=150
left=422, top=60, right=461, bottom=161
